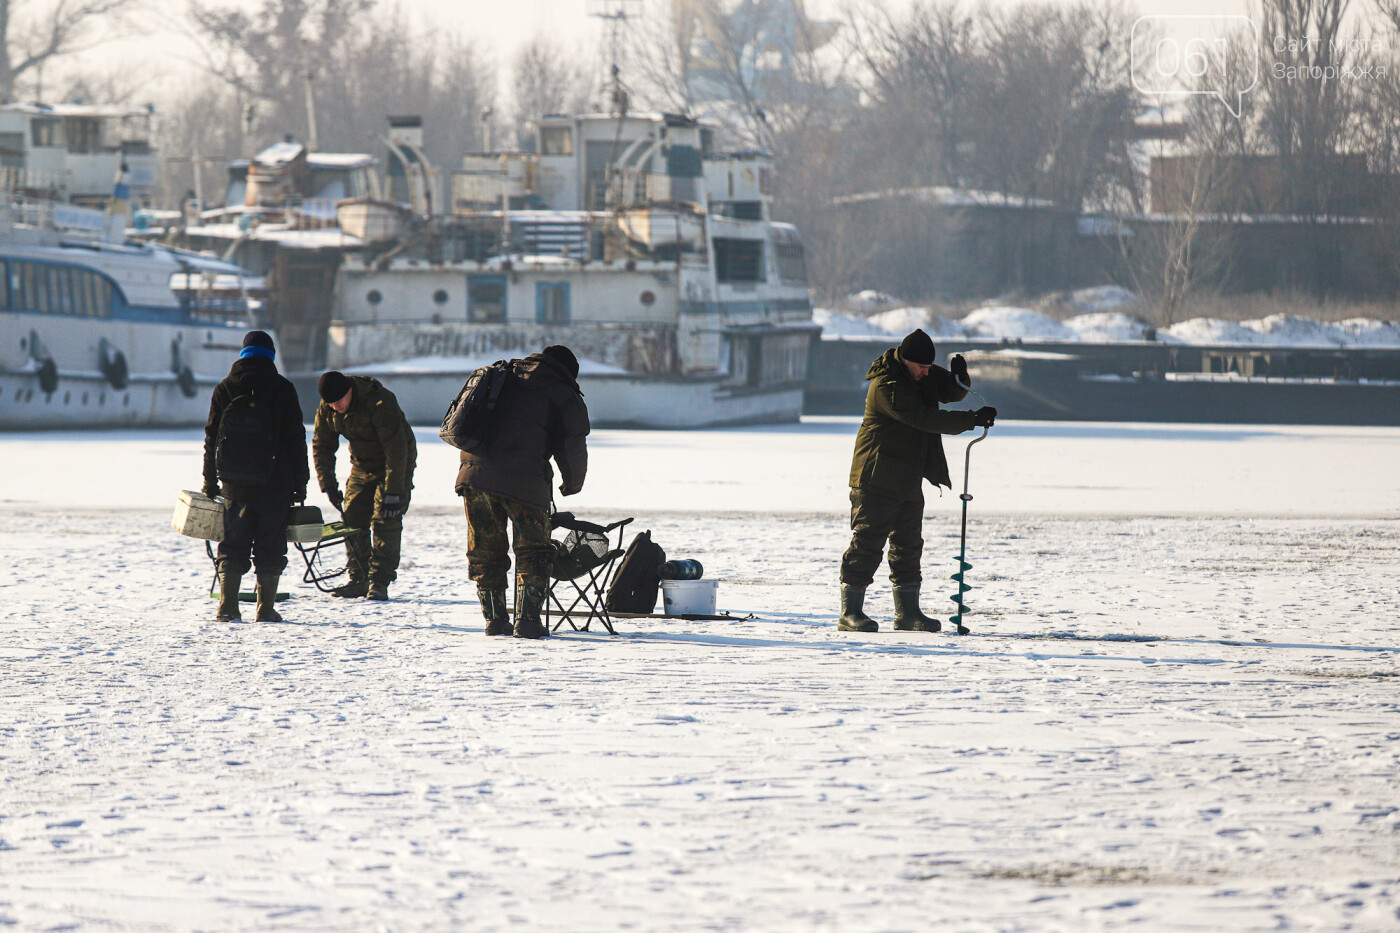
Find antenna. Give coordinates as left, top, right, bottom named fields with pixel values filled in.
left=588, top=0, right=640, bottom=113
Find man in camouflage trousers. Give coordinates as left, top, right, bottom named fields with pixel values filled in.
left=456, top=345, right=589, bottom=639
left=840, top=328, right=997, bottom=633
left=313, top=371, right=417, bottom=601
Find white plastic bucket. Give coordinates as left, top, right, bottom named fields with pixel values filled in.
left=661, top=579, right=718, bottom=616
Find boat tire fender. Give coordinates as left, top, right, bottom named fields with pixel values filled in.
left=98, top=339, right=129, bottom=390
left=176, top=365, right=198, bottom=399
left=36, top=357, right=58, bottom=395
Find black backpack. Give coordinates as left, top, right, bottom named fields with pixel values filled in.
left=605, top=531, right=667, bottom=613
left=216, top=389, right=278, bottom=486
left=440, top=360, right=513, bottom=452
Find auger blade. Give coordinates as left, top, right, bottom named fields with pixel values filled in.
left=953, top=558, right=972, bottom=571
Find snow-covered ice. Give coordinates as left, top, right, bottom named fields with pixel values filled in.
left=2, top=420, right=1399, bottom=930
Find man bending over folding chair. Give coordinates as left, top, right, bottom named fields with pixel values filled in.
left=312, top=371, right=417, bottom=601
left=455, top=345, right=590, bottom=639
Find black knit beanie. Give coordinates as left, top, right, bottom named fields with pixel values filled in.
left=541, top=345, right=580, bottom=379
left=898, top=329, right=936, bottom=365
left=318, top=370, right=353, bottom=403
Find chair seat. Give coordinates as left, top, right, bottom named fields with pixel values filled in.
left=545, top=515, right=633, bottom=634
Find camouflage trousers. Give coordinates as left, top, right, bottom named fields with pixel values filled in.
left=342, top=468, right=413, bottom=585
left=462, top=488, right=553, bottom=592
left=840, top=488, right=925, bottom=588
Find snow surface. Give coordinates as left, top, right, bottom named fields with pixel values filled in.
left=1065, top=285, right=1143, bottom=314
left=1063, top=312, right=1153, bottom=342
left=3, top=420, right=1400, bottom=930
left=963, top=306, right=1077, bottom=341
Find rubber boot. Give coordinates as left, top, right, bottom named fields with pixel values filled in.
left=216, top=569, right=243, bottom=623
left=255, top=574, right=282, bottom=623
left=837, top=584, right=878, bottom=632
left=513, top=581, right=549, bottom=639
left=892, top=584, right=941, bottom=632
left=479, top=587, right=512, bottom=636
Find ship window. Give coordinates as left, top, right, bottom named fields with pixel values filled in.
left=468, top=274, right=507, bottom=322
left=0, top=262, right=8, bottom=309
left=52, top=268, right=68, bottom=314
left=95, top=276, right=112, bottom=316
left=0, top=133, right=23, bottom=169
left=432, top=289, right=449, bottom=305
left=366, top=289, right=382, bottom=306
left=64, top=117, right=103, bottom=154
left=30, top=118, right=62, bottom=148
left=536, top=282, right=569, bottom=324
left=713, top=238, right=765, bottom=283
left=33, top=263, right=50, bottom=311
left=540, top=125, right=573, bottom=156
left=713, top=201, right=763, bottom=221
left=776, top=242, right=806, bottom=284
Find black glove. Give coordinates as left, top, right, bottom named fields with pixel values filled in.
left=973, top=406, right=997, bottom=428
left=202, top=481, right=220, bottom=500
left=949, top=354, right=969, bottom=386
left=560, top=483, right=582, bottom=497
left=327, top=488, right=344, bottom=511
left=382, top=493, right=402, bottom=519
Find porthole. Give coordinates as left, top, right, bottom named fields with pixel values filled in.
left=367, top=289, right=383, bottom=306
left=640, top=290, right=656, bottom=306
left=432, top=289, right=449, bottom=305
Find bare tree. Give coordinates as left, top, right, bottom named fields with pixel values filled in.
left=0, top=0, right=144, bottom=102
left=182, top=0, right=496, bottom=173
left=511, top=33, right=592, bottom=150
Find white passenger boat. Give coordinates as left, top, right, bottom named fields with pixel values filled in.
left=0, top=104, right=259, bottom=428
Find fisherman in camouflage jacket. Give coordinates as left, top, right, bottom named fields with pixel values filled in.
left=839, top=329, right=996, bottom=633
left=313, top=371, right=417, bottom=602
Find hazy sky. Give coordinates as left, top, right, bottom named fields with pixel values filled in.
left=71, top=0, right=1260, bottom=108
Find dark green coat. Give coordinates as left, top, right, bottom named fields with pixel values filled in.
left=312, top=375, right=417, bottom=497
left=848, top=348, right=976, bottom=501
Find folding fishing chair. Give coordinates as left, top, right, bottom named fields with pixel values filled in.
left=294, top=521, right=371, bottom=593
left=547, top=512, right=633, bottom=634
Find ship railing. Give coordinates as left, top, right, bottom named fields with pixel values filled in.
left=0, top=166, right=66, bottom=196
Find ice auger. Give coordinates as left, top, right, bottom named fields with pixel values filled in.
left=950, top=384, right=992, bottom=635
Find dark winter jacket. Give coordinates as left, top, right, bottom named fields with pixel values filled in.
left=203, top=355, right=310, bottom=502
left=455, top=354, right=590, bottom=511
left=312, top=375, right=417, bottom=496
left=848, top=348, right=976, bottom=501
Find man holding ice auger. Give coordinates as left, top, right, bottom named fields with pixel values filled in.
left=313, top=371, right=417, bottom=601
left=839, top=328, right=997, bottom=632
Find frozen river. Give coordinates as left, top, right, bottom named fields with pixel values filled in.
left=1, top=420, right=1397, bottom=930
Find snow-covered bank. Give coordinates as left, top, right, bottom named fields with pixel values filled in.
left=2, top=423, right=1398, bottom=929
left=817, top=299, right=1400, bottom=348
